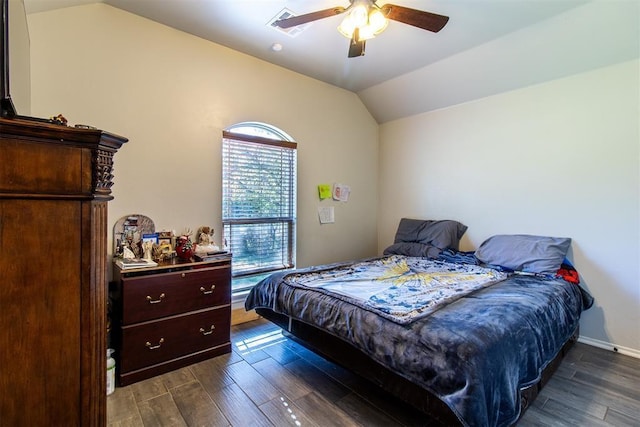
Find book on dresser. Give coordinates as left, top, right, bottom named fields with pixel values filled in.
left=193, top=251, right=229, bottom=262
left=114, top=258, right=158, bottom=269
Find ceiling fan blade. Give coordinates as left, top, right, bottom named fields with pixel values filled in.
left=275, top=6, right=346, bottom=29
left=380, top=4, right=449, bottom=33
left=348, top=28, right=366, bottom=58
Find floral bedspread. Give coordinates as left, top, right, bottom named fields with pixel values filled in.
left=283, top=255, right=507, bottom=324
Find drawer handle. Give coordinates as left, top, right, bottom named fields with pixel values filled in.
left=200, top=285, right=216, bottom=295
left=145, top=338, right=165, bottom=350
left=146, top=293, right=165, bottom=304
left=199, top=325, right=215, bottom=336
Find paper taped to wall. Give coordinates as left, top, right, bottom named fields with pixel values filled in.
left=318, top=206, right=335, bottom=224
left=318, top=184, right=332, bottom=200
left=333, top=183, right=350, bottom=202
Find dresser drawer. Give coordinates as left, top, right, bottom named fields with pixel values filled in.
left=120, top=306, right=231, bottom=373
left=122, top=267, right=230, bottom=324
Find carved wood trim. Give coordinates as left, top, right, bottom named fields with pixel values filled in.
left=93, top=148, right=115, bottom=197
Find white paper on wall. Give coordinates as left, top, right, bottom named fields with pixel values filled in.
left=318, top=206, right=335, bottom=224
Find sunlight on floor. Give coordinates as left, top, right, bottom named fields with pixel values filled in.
left=233, top=329, right=287, bottom=355
left=279, top=396, right=302, bottom=426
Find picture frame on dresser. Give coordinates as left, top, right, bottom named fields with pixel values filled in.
left=158, top=237, right=172, bottom=247
left=142, top=232, right=159, bottom=244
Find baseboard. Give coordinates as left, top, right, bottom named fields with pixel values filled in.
left=578, top=335, right=640, bottom=359
left=231, top=307, right=261, bottom=325
left=230, top=291, right=262, bottom=325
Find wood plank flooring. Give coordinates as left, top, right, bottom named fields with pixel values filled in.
left=108, top=318, right=640, bottom=426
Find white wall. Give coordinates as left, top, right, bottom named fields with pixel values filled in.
left=378, top=60, right=640, bottom=355
left=27, top=4, right=379, bottom=270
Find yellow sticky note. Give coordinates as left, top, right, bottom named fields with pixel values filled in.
left=318, top=184, right=332, bottom=200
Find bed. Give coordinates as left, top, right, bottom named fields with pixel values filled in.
left=245, top=219, right=594, bottom=426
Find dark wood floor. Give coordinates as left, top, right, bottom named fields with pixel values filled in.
left=108, top=318, right=640, bottom=426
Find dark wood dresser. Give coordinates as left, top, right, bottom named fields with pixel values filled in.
left=110, top=255, right=232, bottom=386
left=0, top=117, right=127, bottom=426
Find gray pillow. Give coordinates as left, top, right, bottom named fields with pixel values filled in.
left=475, top=234, right=571, bottom=274
left=383, top=218, right=468, bottom=258
left=383, top=242, right=442, bottom=258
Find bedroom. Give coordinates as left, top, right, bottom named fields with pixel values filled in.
left=3, top=0, right=639, bottom=425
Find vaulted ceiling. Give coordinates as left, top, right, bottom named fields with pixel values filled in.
left=23, top=1, right=639, bottom=122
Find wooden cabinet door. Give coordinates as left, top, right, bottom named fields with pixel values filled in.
left=0, top=200, right=82, bottom=426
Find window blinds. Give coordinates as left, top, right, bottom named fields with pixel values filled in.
left=222, top=131, right=296, bottom=277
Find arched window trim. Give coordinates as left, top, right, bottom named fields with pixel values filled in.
left=222, top=130, right=297, bottom=150
left=222, top=122, right=297, bottom=292
left=227, top=121, right=295, bottom=142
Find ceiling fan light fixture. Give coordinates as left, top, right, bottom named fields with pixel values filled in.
left=337, top=14, right=357, bottom=38
left=368, top=8, right=388, bottom=34
left=272, top=1, right=449, bottom=59
left=354, top=4, right=370, bottom=26
left=338, top=3, right=388, bottom=41
left=357, top=25, right=376, bottom=41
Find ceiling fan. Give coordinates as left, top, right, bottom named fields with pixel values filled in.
left=275, top=0, right=449, bottom=58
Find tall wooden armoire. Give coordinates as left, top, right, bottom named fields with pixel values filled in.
left=0, top=117, right=127, bottom=426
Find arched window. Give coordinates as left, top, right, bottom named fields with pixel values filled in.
left=222, top=122, right=297, bottom=293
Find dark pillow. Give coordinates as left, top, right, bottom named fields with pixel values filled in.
left=475, top=234, right=571, bottom=274
left=383, top=218, right=468, bottom=258
left=383, top=242, right=442, bottom=258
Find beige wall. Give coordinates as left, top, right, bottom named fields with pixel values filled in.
left=378, top=60, right=640, bottom=355
left=8, top=0, right=30, bottom=114
left=27, top=4, right=379, bottom=271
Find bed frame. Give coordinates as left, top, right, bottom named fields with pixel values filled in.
left=256, top=308, right=579, bottom=426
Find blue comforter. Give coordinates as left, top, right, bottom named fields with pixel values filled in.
left=245, top=256, right=593, bottom=427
